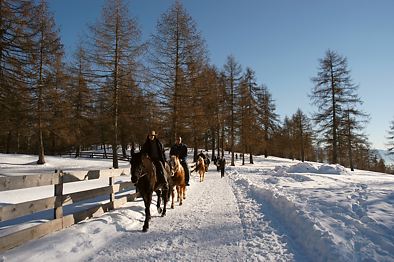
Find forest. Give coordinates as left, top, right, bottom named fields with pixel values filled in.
left=1, top=0, right=393, bottom=173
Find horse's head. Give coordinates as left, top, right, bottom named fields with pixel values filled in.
left=169, top=155, right=177, bottom=176
left=130, top=152, right=145, bottom=184
left=169, top=155, right=176, bottom=167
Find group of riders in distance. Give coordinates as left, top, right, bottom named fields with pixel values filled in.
left=129, top=130, right=225, bottom=231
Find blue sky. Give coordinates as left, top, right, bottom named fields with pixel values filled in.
left=49, top=0, right=394, bottom=149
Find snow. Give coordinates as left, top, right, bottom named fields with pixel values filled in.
left=1, top=153, right=393, bottom=261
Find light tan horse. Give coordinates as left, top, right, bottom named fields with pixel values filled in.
left=169, top=155, right=186, bottom=208
left=197, top=156, right=206, bottom=182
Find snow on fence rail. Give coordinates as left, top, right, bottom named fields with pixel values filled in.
left=0, top=168, right=138, bottom=252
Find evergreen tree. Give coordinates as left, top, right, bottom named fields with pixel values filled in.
left=46, top=52, right=68, bottom=154
left=67, top=42, right=96, bottom=156
left=88, top=0, right=143, bottom=168
left=187, top=55, right=209, bottom=161
left=149, top=0, right=207, bottom=143
left=29, top=0, right=63, bottom=164
left=239, top=78, right=248, bottom=165
left=255, top=84, right=279, bottom=158
left=311, top=49, right=365, bottom=164
left=339, top=107, right=369, bottom=171
left=278, top=116, right=295, bottom=159
left=199, top=66, right=222, bottom=160
left=223, top=55, right=242, bottom=166
left=118, top=67, right=148, bottom=157
left=239, top=67, right=259, bottom=164
left=291, top=109, right=314, bottom=162
left=216, top=72, right=228, bottom=158
left=387, top=118, right=394, bottom=155
left=0, top=0, right=36, bottom=153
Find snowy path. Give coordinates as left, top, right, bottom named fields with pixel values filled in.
left=84, top=170, right=297, bottom=261
left=3, top=154, right=393, bottom=261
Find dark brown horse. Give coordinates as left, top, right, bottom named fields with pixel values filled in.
left=130, top=152, right=171, bottom=232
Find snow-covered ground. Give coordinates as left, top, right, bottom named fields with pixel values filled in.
left=0, top=153, right=393, bottom=261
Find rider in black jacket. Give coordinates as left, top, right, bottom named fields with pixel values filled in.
left=170, top=136, right=190, bottom=186
left=141, top=130, right=168, bottom=189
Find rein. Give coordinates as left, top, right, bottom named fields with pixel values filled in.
left=170, top=157, right=181, bottom=176
left=132, top=155, right=152, bottom=183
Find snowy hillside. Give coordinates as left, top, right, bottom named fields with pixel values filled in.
left=0, top=153, right=393, bottom=261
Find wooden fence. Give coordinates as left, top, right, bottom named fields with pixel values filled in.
left=61, top=152, right=130, bottom=161
left=0, top=168, right=139, bottom=252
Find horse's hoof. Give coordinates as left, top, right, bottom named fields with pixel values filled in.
left=142, top=227, right=148, bottom=232
left=157, top=207, right=162, bottom=214
left=161, top=212, right=166, bottom=217
left=180, top=202, right=183, bottom=206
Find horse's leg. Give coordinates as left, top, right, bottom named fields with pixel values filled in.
left=142, top=192, right=152, bottom=232
left=183, top=185, right=186, bottom=199
left=177, top=186, right=183, bottom=205
left=171, top=187, right=175, bottom=209
left=156, top=190, right=162, bottom=214
left=161, top=188, right=168, bottom=216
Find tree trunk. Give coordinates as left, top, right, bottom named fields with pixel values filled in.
left=211, top=127, right=216, bottom=160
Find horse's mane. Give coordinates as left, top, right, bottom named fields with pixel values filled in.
left=131, top=152, right=155, bottom=176
left=142, top=153, right=154, bottom=171
left=170, top=155, right=182, bottom=173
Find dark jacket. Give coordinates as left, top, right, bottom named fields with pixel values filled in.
left=141, top=137, right=166, bottom=163
left=170, top=143, right=188, bottom=163
left=198, top=152, right=206, bottom=159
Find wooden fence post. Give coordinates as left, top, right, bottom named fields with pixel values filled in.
left=109, top=176, right=115, bottom=210
left=54, top=171, right=64, bottom=220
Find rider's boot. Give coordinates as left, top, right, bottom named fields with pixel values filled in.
left=182, top=161, right=190, bottom=186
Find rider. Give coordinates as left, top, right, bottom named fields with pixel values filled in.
left=198, top=150, right=206, bottom=160
left=170, top=136, right=190, bottom=186
left=198, top=150, right=210, bottom=168
left=141, top=130, right=168, bottom=190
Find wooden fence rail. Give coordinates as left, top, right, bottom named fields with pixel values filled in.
left=0, top=168, right=139, bottom=252
left=61, top=152, right=130, bottom=161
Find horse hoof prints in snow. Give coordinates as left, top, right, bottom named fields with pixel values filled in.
left=130, top=152, right=171, bottom=232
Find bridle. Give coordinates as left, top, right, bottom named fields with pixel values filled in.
left=169, top=156, right=180, bottom=176
left=130, top=154, right=148, bottom=183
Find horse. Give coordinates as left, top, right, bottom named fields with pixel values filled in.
left=197, top=156, right=206, bottom=182
left=130, top=152, right=171, bottom=232
left=168, top=155, right=186, bottom=208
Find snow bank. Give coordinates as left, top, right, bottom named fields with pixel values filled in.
left=267, top=165, right=314, bottom=182
left=285, top=162, right=349, bottom=175
left=231, top=173, right=351, bottom=262
left=317, top=164, right=349, bottom=175
left=287, top=162, right=318, bottom=173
